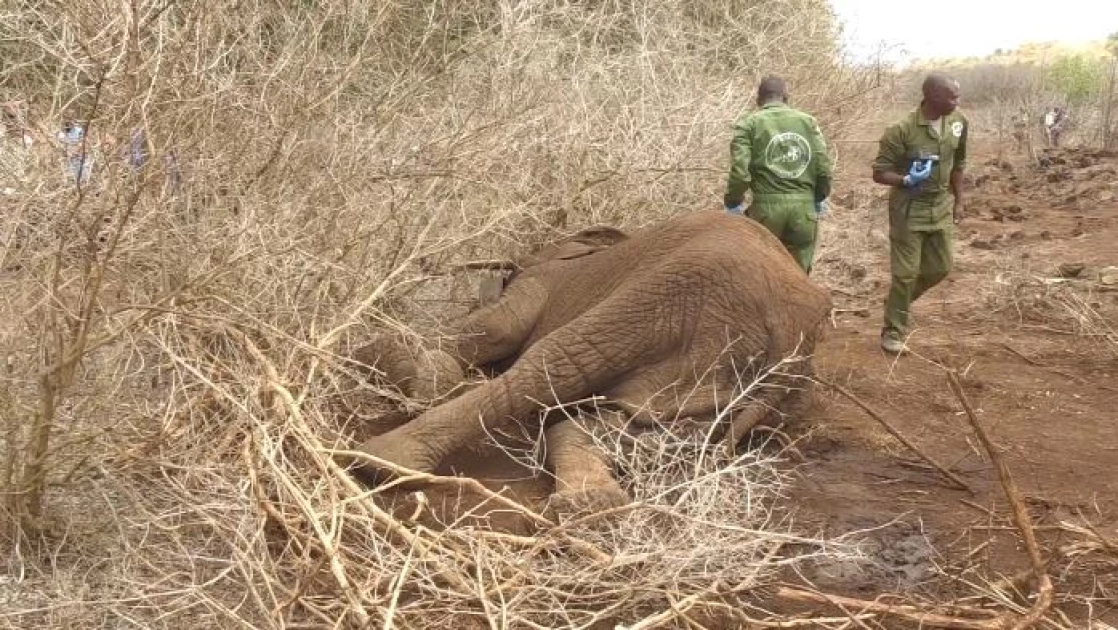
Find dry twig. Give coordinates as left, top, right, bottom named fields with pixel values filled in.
left=947, top=371, right=1054, bottom=630
left=821, top=378, right=974, bottom=493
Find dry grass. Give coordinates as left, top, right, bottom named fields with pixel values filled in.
left=979, top=266, right=1118, bottom=353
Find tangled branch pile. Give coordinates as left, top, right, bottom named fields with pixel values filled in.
left=982, top=269, right=1118, bottom=352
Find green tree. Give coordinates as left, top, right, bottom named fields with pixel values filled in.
left=1047, top=53, right=1108, bottom=103
left=1104, top=32, right=1118, bottom=148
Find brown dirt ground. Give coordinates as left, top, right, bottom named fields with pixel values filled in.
left=793, top=143, right=1118, bottom=625
left=368, top=142, right=1118, bottom=627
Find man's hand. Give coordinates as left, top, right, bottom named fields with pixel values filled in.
left=902, top=160, right=933, bottom=188
left=953, top=199, right=965, bottom=224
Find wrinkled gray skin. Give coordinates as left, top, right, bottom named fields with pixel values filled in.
left=351, top=211, right=831, bottom=515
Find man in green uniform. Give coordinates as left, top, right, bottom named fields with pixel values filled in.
left=724, top=76, right=833, bottom=273
left=872, top=73, right=968, bottom=354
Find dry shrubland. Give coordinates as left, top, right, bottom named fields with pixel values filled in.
left=899, top=52, right=1118, bottom=153
left=5, top=1, right=1117, bottom=627
left=0, top=0, right=889, bottom=627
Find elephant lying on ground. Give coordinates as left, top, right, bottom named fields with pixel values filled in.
left=351, top=211, right=831, bottom=513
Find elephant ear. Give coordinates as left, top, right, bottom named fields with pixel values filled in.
left=565, top=225, right=629, bottom=250
left=478, top=225, right=628, bottom=305
left=521, top=225, right=629, bottom=267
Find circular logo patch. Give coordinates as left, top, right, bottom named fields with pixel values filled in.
left=764, top=132, right=812, bottom=178
left=951, top=121, right=964, bottom=138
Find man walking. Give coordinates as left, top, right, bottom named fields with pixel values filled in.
left=872, top=73, right=968, bottom=354
left=1044, top=106, right=1067, bottom=147
left=724, top=76, right=832, bottom=273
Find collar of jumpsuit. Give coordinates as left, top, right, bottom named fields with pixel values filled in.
left=916, top=109, right=945, bottom=138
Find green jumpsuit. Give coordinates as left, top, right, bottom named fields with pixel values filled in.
left=872, top=107, right=969, bottom=339
left=724, top=102, right=833, bottom=273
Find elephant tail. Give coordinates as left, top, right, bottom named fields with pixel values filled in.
left=713, top=384, right=791, bottom=450
left=712, top=355, right=815, bottom=452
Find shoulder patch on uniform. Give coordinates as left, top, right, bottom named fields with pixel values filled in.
left=764, top=132, right=812, bottom=178
left=951, top=121, right=964, bottom=138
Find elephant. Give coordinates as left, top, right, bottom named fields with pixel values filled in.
left=350, top=210, right=831, bottom=515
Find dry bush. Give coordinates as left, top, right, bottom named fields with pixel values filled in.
left=89, top=359, right=856, bottom=629
left=0, top=0, right=886, bottom=627
left=974, top=266, right=1118, bottom=352
left=891, top=60, right=1118, bottom=154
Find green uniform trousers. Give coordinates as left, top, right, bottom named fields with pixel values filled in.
left=883, top=224, right=953, bottom=337
left=747, top=193, right=817, bottom=273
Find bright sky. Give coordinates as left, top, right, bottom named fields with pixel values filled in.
left=831, top=0, right=1118, bottom=63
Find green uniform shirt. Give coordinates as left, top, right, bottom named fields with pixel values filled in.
left=873, top=107, right=969, bottom=234
left=725, top=102, right=832, bottom=207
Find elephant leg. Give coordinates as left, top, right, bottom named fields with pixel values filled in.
left=719, top=399, right=779, bottom=452
left=603, top=353, right=773, bottom=431
left=355, top=299, right=675, bottom=479
left=621, top=382, right=797, bottom=453
left=353, top=276, right=547, bottom=401
left=779, top=376, right=816, bottom=420
left=450, top=277, right=548, bottom=367
left=543, top=416, right=628, bottom=518
left=607, top=383, right=733, bottom=428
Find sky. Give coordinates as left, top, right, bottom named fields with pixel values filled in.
left=831, top=0, right=1118, bottom=64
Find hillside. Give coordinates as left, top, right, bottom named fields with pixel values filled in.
left=915, top=38, right=1113, bottom=69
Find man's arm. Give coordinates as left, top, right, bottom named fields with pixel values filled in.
left=724, top=116, right=753, bottom=210
left=808, top=117, right=832, bottom=202
left=873, top=170, right=907, bottom=187
left=949, top=168, right=965, bottom=222
left=871, top=124, right=906, bottom=187
left=950, top=166, right=965, bottom=200
left=951, top=121, right=968, bottom=223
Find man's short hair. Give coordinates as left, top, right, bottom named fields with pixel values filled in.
left=757, top=75, right=787, bottom=102
left=922, top=73, right=958, bottom=97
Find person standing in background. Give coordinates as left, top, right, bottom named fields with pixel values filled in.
left=723, top=76, right=833, bottom=274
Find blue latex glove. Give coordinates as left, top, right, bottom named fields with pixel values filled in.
left=814, top=201, right=827, bottom=217
left=725, top=203, right=744, bottom=215
left=902, top=160, right=932, bottom=188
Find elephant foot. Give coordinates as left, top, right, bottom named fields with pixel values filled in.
left=352, top=431, right=438, bottom=483
left=545, top=477, right=629, bottom=522
left=352, top=334, right=465, bottom=401
left=544, top=418, right=629, bottom=521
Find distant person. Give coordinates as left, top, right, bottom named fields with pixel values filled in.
left=871, top=73, right=968, bottom=354
left=723, top=75, right=833, bottom=273
left=163, top=150, right=182, bottom=197
left=1, top=100, right=35, bottom=197
left=1011, top=109, right=1029, bottom=153
left=127, top=127, right=147, bottom=171
left=1044, top=106, right=1067, bottom=147
left=59, top=120, right=92, bottom=185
